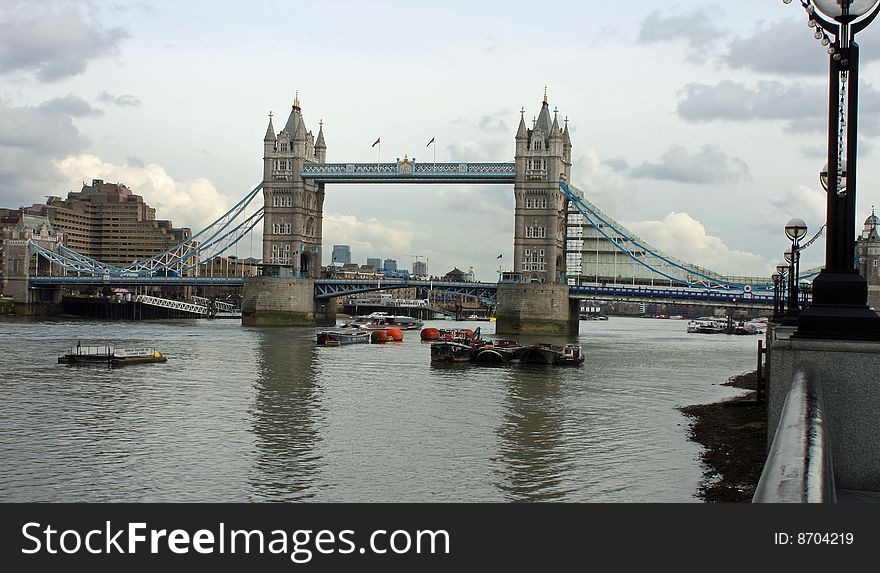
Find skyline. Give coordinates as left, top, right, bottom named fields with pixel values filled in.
left=3, top=1, right=880, bottom=281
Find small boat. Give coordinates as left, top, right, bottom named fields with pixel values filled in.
left=511, top=344, right=561, bottom=365
left=58, top=344, right=167, bottom=366
left=557, top=344, right=585, bottom=366
left=430, top=341, right=475, bottom=363
left=316, top=330, right=370, bottom=345
left=509, top=343, right=585, bottom=366
left=351, top=312, right=424, bottom=330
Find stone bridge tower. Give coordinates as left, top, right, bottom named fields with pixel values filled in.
left=260, top=94, right=326, bottom=278
left=513, top=90, right=572, bottom=284
left=242, top=94, right=335, bottom=326
left=496, top=90, right=578, bottom=335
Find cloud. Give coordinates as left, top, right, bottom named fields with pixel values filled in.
left=723, top=18, right=880, bottom=76
left=322, top=213, right=415, bottom=261
left=629, top=145, right=750, bottom=184
left=0, top=2, right=129, bottom=81
left=54, top=154, right=232, bottom=231
left=637, top=6, right=728, bottom=62
left=476, top=113, right=508, bottom=134
left=0, top=98, right=89, bottom=208
left=761, top=184, right=827, bottom=236
left=628, top=212, right=772, bottom=276
left=677, top=79, right=880, bottom=136
left=97, top=90, right=142, bottom=107
left=37, top=94, right=103, bottom=117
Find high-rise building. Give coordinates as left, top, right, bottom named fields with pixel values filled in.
left=366, top=257, right=382, bottom=270
left=383, top=258, right=397, bottom=272
left=26, top=179, right=190, bottom=267
left=412, top=260, right=427, bottom=276
left=331, top=244, right=351, bottom=265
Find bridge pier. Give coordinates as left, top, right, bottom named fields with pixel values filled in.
left=495, top=283, right=579, bottom=336
left=241, top=277, right=336, bottom=326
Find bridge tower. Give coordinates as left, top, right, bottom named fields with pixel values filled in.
left=496, top=90, right=579, bottom=335
left=260, top=94, right=326, bottom=278
left=242, top=95, right=335, bottom=326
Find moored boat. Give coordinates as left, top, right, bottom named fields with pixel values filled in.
left=353, top=312, right=424, bottom=330
left=317, top=330, right=370, bottom=345
left=430, top=341, right=475, bottom=363
left=58, top=344, right=167, bottom=366
left=511, top=344, right=561, bottom=365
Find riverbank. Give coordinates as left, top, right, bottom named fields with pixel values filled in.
left=680, top=370, right=767, bottom=503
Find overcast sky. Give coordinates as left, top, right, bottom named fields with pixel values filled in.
left=2, top=0, right=880, bottom=281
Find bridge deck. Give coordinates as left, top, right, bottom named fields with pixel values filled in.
left=299, top=162, right=515, bottom=184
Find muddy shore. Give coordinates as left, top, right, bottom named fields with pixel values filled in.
left=680, top=370, right=767, bottom=503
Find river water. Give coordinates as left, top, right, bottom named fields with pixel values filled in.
left=0, top=316, right=757, bottom=502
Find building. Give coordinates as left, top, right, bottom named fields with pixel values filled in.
left=856, top=210, right=880, bottom=309
left=331, top=244, right=351, bottom=265
left=413, top=260, right=427, bottom=276
left=261, top=95, right=325, bottom=277
left=0, top=210, right=63, bottom=301
left=23, top=179, right=190, bottom=268
left=366, top=257, right=382, bottom=270
left=443, top=267, right=467, bottom=282
left=383, top=258, right=397, bottom=272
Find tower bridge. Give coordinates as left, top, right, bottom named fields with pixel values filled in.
left=9, top=90, right=785, bottom=330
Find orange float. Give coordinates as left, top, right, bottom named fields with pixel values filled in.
left=459, top=328, right=474, bottom=338
left=370, top=330, right=387, bottom=343
left=420, top=327, right=441, bottom=341
left=386, top=327, right=404, bottom=341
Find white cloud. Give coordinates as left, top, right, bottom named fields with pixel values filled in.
left=629, top=145, right=750, bottom=184
left=54, top=154, right=231, bottom=231
left=628, top=212, right=772, bottom=277
left=322, top=213, right=415, bottom=263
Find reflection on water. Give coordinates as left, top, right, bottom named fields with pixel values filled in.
left=494, top=366, right=574, bottom=501
left=249, top=328, right=323, bottom=501
left=0, top=317, right=756, bottom=502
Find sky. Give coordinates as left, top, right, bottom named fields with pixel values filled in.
left=2, top=0, right=880, bottom=281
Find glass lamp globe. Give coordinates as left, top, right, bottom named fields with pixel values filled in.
left=772, top=273, right=782, bottom=282
left=776, top=264, right=789, bottom=274
left=813, top=0, right=880, bottom=19
left=820, top=161, right=847, bottom=191
left=785, top=217, right=809, bottom=241
left=784, top=251, right=793, bottom=264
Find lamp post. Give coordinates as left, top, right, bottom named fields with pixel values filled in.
left=783, top=0, right=880, bottom=339
left=772, top=272, right=783, bottom=320
left=775, top=263, right=789, bottom=321
left=782, top=218, right=808, bottom=325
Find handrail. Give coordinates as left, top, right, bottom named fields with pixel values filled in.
left=753, top=366, right=836, bottom=503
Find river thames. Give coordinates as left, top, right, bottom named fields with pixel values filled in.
left=0, top=316, right=757, bottom=502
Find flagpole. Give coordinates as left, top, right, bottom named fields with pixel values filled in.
left=377, top=141, right=380, bottom=169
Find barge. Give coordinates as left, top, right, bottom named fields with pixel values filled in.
left=58, top=344, right=167, bottom=366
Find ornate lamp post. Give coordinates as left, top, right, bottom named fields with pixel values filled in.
left=772, top=272, right=783, bottom=319
left=775, top=263, right=790, bottom=321
left=783, top=0, right=880, bottom=339
left=782, top=218, right=808, bottom=325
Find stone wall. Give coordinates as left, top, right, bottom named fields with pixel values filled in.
left=495, top=283, right=578, bottom=335
left=768, top=337, right=880, bottom=491
left=241, top=277, right=335, bottom=326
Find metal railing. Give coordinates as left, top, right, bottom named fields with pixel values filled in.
left=753, top=366, right=836, bottom=503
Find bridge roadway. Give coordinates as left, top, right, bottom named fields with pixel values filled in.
left=28, top=276, right=783, bottom=307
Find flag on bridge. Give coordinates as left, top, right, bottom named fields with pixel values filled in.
left=372, top=138, right=380, bottom=147
left=497, top=254, right=503, bottom=259
left=426, top=137, right=435, bottom=147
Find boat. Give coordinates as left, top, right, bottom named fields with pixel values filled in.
left=347, top=312, right=424, bottom=330
left=686, top=317, right=727, bottom=334
left=317, top=330, right=370, bottom=345
left=58, top=344, right=167, bottom=366
left=430, top=341, right=475, bottom=363
left=509, top=343, right=585, bottom=366
left=471, top=342, right=516, bottom=364
left=511, top=344, right=563, bottom=365
left=557, top=344, right=585, bottom=366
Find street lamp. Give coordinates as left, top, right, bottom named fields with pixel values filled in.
left=782, top=218, right=808, bottom=325
left=783, top=0, right=880, bottom=339
left=775, top=263, right=789, bottom=321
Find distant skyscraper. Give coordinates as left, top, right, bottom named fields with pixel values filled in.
left=383, top=258, right=397, bottom=271
left=332, top=244, right=351, bottom=265
left=413, top=260, right=427, bottom=276
left=366, top=257, right=382, bottom=269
